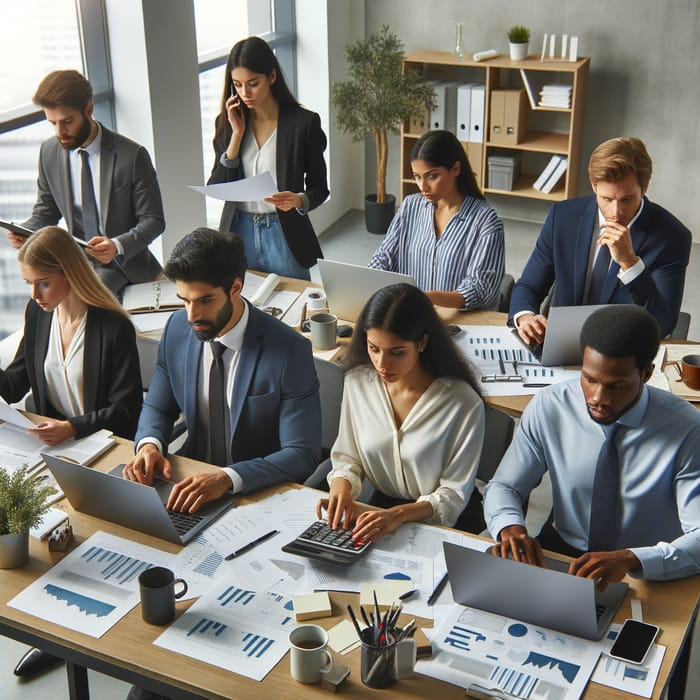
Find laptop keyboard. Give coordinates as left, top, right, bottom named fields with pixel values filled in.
left=167, top=509, right=204, bottom=535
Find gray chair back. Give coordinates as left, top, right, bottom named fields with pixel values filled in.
left=313, top=357, right=345, bottom=456
left=478, top=405, right=516, bottom=483
left=670, top=311, right=691, bottom=340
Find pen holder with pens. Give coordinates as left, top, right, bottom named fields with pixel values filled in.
left=360, top=627, right=416, bottom=688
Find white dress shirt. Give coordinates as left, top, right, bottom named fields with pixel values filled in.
left=327, top=366, right=484, bottom=526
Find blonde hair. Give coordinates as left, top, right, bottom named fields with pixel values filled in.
left=18, top=226, right=129, bottom=318
left=588, top=137, right=652, bottom=189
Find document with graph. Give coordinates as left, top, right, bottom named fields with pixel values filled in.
left=154, top=577, right=295, bottom=680
left=8, top=531, right=174, bottom=637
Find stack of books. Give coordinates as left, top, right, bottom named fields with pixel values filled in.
left=538, top=84, right=572, bottom=108
left=533, top=155, right=568, bottom=194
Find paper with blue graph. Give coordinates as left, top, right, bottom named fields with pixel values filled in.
left=419, top=603, right=602, bottom=699
left=154, top=578, right=295, bottom=680
left=452, top=325, right=580, bottom=396
left=7, top=531, right=174, bottom=637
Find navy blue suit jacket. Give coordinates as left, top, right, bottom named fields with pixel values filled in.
left=509, top=195, right=691, bottom=337
left=136, top=302, right=321, bottom=493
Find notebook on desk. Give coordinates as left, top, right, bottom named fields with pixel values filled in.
left=43, top=455, right=233, bottom=545
left=444, top=541, right=628, bottom=640
left=317, top=259, right=416, bottom=322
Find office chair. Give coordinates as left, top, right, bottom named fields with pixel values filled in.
left=670, top=311, right=691, bottom=340
left=303, top=357, right=345, bottom=489
left=487, top=273, right=515, bottom=312
left=455, top=404, right=516, bottom=534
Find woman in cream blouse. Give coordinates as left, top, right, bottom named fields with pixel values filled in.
left=0, top=226, right=142, bottom=444
left=316, top=283, right=485, bottom=541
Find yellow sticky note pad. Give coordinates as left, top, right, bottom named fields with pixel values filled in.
left=292, top=591, right=332, bottom=621
left=359, top=580, right=413, bottom=609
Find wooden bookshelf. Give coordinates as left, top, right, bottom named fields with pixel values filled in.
left=401, top=50, right=590, bottom=202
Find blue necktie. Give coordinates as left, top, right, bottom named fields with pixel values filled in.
left=587, top=242, right=611, bottom=304
left=588, top=423, right=620, bottom=551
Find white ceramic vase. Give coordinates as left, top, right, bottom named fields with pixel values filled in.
left=509, top=42, right=529, bottom=61
left=0, top=531, right=29, bottom=568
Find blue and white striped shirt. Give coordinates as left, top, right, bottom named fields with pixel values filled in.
left=368, top=194, right=505, bottom=309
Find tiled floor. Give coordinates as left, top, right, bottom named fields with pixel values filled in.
left=2, top=208, right=697, bottom=698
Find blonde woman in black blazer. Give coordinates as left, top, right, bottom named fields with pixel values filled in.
left=0, top=226, right=142, bottom=443
left=208, top=36, right=329, bottom=279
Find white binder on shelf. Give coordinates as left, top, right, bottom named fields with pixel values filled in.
left=533, top=155, right=563, bottom=191
left=456, top=84, right=475, bottom=141
left=540, top=156, right=568, bottom=193
left=469, top=84, right=486, bottom=143
left=443, top=82, right=461, bottom=134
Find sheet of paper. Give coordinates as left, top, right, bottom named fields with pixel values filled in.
left=453, top=325, right=580, bottom=396
left=280, top=285, right=316, bottom=328
left=0, top=396, right=36, bottom=428
left=419, top=603, right=602, bottom=699
left=591, top=623, right=666, bottom=697
left=189, top=171, right=277, bottom=202
left=8, top=531, right=174, bottom=638
left=154, top=577, right=295, bottom=681
left=130, top=311, right=174, bottom=333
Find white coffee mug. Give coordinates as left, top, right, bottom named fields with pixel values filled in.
left=288, top=624, right=334, bottom=683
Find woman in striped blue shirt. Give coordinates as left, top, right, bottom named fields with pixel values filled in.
left=369, top=130, right=505, bottom=309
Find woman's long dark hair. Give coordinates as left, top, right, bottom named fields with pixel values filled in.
left=345, top=283, right=481, bottom=394
left=410, top=129, right=484, bottom=200
left=213, top=36, right=298, bottom=145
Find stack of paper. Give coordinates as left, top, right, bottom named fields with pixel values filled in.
left=539, top=84, right=572, bottom=108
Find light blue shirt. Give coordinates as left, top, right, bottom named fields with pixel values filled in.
left=484, top=380, right=700, bottom=581
left=368, top=193, right=505, bottom=309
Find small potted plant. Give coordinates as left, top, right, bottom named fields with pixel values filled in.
left=0, top=465, right=55, bottom=568
left=332, top=26, right=436, bottom=234
left=507, top=25, right=531, bottom=61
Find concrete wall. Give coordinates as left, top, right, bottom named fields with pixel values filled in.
left=360, top=0, right=700, bottom=235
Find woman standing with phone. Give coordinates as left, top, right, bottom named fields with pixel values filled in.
left=208, top=36, right=329, bottom=280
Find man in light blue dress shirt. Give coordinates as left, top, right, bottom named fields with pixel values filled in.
left=484, top=305, right=700, bottom=583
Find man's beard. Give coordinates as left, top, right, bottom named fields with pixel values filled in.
left=192, top=295, right=234, bottom=340
left=59, top=112, right=93, bottom=150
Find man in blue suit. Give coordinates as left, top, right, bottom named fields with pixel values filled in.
left=123, top=228, right=321, bottom=511
left=510, top=137, right=691, bottom=341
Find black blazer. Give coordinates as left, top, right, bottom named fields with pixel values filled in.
left=0, top=302, right=143, bottom=439
left=208, top=104, right=329, bottom=269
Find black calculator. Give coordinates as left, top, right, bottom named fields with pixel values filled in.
left=282, top=520, right=371, bottom=565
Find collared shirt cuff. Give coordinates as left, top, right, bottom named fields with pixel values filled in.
left=295, top=192, right=310, bottom=216
left=223, top=466, right=242, bottom=494
left=113, top=238, right=124, bottom=256
left=488, top=514, right=527, bottom=542
left=219, top=152, right=240, bottom=168
left=136, top=437, right=163, bottom=454
left=628, top=546, right=658, bottom=579
left=618, top=257, right=645, bottom=284
left=512, top=310, right=535, bottom=328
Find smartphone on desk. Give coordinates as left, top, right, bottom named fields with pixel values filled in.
left=609, top=619, right=660, bottom=664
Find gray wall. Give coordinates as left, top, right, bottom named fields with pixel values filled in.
left=362, top=0, right=700, bottom=236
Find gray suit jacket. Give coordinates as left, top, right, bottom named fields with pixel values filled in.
left=23, top=123, right=165, bottom=284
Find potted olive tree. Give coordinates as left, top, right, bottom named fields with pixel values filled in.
left=0, top=466, right=55, bottom=568
left=507, top=25, right=531, bottom=61
left=332, top=26, right=436, bottom=234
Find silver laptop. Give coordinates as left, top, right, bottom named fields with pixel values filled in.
left=43, top=454, right=234, bottom=545
left=444, top=541, right=628, bottom=640
left=538, top=304, right=607, bottom=366
left=317, top=259, right=416, bottom=322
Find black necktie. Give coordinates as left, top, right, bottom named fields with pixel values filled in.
left=588, top=423, right=620, bottom=551
left=78, top=148, right=100, bottom=241
left=208, top=341, right=229, bottom=467
left=586, top=241, right=611, bottom=304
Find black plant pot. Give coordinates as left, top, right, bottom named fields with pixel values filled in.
left=365, top=194, right=396, bottom=235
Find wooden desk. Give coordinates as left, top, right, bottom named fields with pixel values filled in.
left=0, top=440, right=697, bottom=699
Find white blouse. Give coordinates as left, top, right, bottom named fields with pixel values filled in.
left=44, top=311, right=87, bottom=419
left=328, top=366, right=485, bottom=526
left=239, top=127, right=277, bottom=214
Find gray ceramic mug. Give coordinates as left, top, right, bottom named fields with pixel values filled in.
left=139, top=566, right=188, bottom=625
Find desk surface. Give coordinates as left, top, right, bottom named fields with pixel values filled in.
left=1, top=439, right=697, bottom=700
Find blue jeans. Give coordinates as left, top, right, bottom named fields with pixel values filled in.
left=232, top=210, right=310, bottom=280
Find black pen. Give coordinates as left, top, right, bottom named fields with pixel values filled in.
left=225, top=529, right=279, bottom=560
left=427, top=572, right=449, bottom=606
